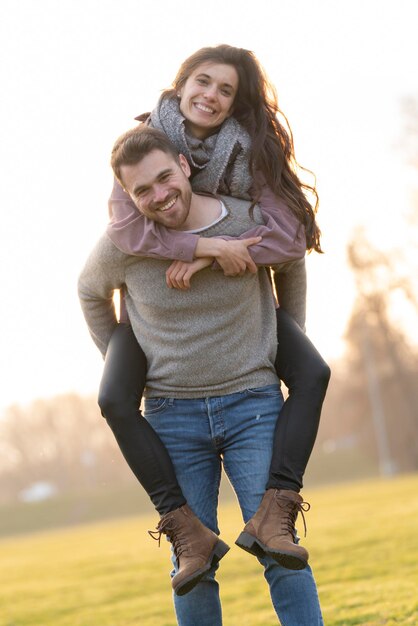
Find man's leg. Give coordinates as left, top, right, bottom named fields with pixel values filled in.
left=221, top=385, right=324, bottom=625
left=144, top=397, right=224, bottom=626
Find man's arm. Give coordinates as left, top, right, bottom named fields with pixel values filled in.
left=78, top=235, right=126, bottom=356
left=271, top=258, right=307, bottom=332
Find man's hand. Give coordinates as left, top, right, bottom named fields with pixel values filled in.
left=195, top=237, right=261, bottom=276
left=166, top=257, right=213, bottom=290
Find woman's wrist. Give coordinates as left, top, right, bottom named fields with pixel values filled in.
left=194, top=237, right=224, bottom=259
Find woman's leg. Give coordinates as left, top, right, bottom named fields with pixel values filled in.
left=98, top=323, right=186, bottom=515
left=267, top=308, right=331, bottom=492
left=235, top=310, right=330, bottom=569
left=99, top=325, right=226, bottom=598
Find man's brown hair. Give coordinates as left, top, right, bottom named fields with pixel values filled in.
left=111, top=125, right=181, bottom=187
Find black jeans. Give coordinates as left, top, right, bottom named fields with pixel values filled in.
left=98, top=323, right=186, bottom=515
left=268, top=308, right=331, bottom=491
left=98, top=310, right=330, bottom=515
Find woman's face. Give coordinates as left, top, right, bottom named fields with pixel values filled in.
left=179, top=62, right=239, bottom=140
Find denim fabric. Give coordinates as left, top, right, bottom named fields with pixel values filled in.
left=144, top=386, right=323, bottom=626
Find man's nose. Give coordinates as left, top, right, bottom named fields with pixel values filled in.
left=152, top=184, right=168, bottom=204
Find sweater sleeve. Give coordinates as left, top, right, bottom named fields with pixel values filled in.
left=271, top=258, right=307, bottom=331
left=107, top=178, right=199, bottom=262
left=77, top=235, right=127, bottom=356
left=217, top=183, right=307, bottom=266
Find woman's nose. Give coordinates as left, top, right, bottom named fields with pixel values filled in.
left=203, top=84, right=217, bottom=100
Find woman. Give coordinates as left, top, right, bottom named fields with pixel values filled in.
left=99, top=44, right=330, bottom=595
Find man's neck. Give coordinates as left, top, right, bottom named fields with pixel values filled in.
left=179, top=193, right=221, bottom=231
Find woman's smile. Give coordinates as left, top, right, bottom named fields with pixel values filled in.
left=179, top=62, right=238, bottom=139
left=193, top=102, right=217, bottom=115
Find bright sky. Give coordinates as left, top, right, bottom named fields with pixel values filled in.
left=1, top=0, right=417, bottom=413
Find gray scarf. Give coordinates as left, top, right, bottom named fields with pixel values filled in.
left=149, top=95, right=253, bottom=199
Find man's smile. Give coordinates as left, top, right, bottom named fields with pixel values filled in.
left=157, top=195, right=178, bottom=212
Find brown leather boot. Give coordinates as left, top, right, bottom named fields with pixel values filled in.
left=149, top=504, right=230, bottom=596
left=235, top=489, right=310, bottom=570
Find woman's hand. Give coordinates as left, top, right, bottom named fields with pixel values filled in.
left=213, top=238, right=260, bottom=276
left=194, top=237, right=261, bottom=276
left=166, top=257, right=213, bottom=290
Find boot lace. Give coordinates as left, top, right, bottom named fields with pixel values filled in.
left=148, top=515, right=188, bottom=558
left=275, top=493, right=311, bottom=537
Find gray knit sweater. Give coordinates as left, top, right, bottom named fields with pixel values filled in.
left=78, top=196, right=285, bottom=398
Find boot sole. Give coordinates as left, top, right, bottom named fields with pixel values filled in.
left=174, top=539, right=230, bottom=596
left=235, top=531, right=307, bottom=570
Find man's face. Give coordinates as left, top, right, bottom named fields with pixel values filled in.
left=120, top=150, right=192, bottom=230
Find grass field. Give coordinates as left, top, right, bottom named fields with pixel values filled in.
left=1, top=474, right=417, bottom=626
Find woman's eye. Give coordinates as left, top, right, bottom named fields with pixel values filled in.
left=196, top=78, right=208, bottom=85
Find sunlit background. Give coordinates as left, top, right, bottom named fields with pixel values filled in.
left=1, top=7, right=418, bottom=625
left=1, top=0, right=416, bottom=410
left=1, top=0, right=417, bottom=508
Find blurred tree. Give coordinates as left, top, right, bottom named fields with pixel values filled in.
left=319, top=228, right=418, bottom=476
left=319, top=97, right=418, bottom=476
left=0, top=393, right=134, bottom=504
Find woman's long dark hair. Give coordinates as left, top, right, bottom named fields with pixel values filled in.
left=167, top=44, right=322, bottom=253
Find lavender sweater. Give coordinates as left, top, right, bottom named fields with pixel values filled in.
left=108, top=178, right=305, bottom=265
left=108, top=181, right=308, bottom=329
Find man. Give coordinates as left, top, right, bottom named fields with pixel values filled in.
left=78, top=126, right=323, bottom=625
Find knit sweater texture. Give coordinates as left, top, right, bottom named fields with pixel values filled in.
left=78, top=196, right=280, bottom=398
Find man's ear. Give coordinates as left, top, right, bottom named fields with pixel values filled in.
left=179, top=153, right=191, bottom=178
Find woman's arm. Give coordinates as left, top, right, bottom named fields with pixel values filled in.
left=216, top=183, right=307, bottom=266
left=107, top=178, right=271, bottom=275
left=108, top=178, right=306, bottom=271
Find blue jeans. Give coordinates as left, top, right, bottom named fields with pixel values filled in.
left=144, top=385, right=323, bottom=626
